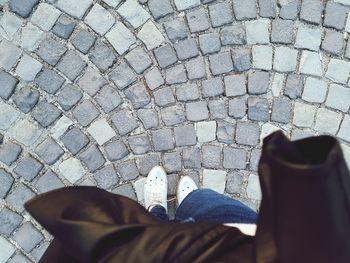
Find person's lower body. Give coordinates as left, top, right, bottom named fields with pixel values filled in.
left=144, top=166, right=257, bottom=224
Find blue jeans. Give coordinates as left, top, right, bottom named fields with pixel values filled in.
left=150, top=189, right=257, bottom=224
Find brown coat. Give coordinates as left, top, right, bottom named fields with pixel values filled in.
left=25, top=131, right=350, bottom=263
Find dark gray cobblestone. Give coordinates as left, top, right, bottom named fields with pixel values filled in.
left=1, top=0, right=350, bottom=259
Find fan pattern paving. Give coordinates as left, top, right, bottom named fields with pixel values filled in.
left=1, top=0, right=350, bottom=261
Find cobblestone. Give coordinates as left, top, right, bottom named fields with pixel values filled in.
left=315, top=108, right=342, bottom=135
left=32, top=100, right=62, bottom=127
left=325, top=84, right=350, bottom=112
left=232, top=48, right=251, bottom=71
left=16, top=55, right=42, bottom=82
left=233, top=0, right=257, bottom=20
left=154, top=87, right=175, bottom=107
left=271, top=19, right=294, bottom=44
left=106, top=22, right=136, bottom=55
left=163, top=151, right=182, bottom=173
left=248, top=71, right=270, bottom=94
left=31, top=3, right=61, bottom=31
left=223, top=146, right=247, bottom=169
left=151, top=128, right=174, bottom=151
left=0, top=169, right=14, bottom=198
left=165, top=64, right=187, bottom=84
left=274, top=47, right=298, bottom=72
left=182, top=147, right=201, bottom=169
left=95, top=86, right=122, bottom=113
left=0, top=141, right=22, bottom=166
left=248, top=97, right=269, bottom=122
left=57, top=50, right=86, bottom=81
left=137, top=21, right=164, bottom=50
left=284, top=74, right=304, bottom=99
left=186, top=101, right=209, bottom=121
left=196, top=121, right=216, bottom=143
left=324, top=2, right=347, bottom=30
left=338, top=115, right=350, bottom=143
left=0, top=13, right=23, bottom=41
left=52, top=14, right=75, bottom=39
left=236, top=122, right=260, bottom=146
left=299, top=50, right=322, bottom=77
left=104, top=140, right=129, bottom=161
left=71, top=28, right=96, bottom=54
left=136, top=153, right=160, bottom=175
left=13, top=222, right=43, bottom=253
left=111, top=109, right=138, bottom=136
left=87, top=118, right=116, bottom=145
left=174, top=38, right=199, bottom=60
left=0, top=207, right=22, bottom=236
left=164, top=18, right=189, bottom=42
left=6, top=183, right=35, bottom=212
left=325, top=59, right=350, bottom=84
left=89, top=41, right=117, bottom=72
left=209, top=99, right=227, bottom=120
left=203, top=169, right=226, bottom=194
left=128, top=134, right=151, bottom=154
left=293, top=102, right=317, bottom=128
left=186, top=7, right=210, bottom=33
left=35, top=170, right=64, bottom=193
left=35, top=137, right=64, bottom=165
left=252, top=45, right=273, bottom=70
left=300, top=0, right=323, bottom=25
left=61, top=127, right=90, bottom=155
left=117, top=0, right=150, bottom=28
left=226, top=171, right=244, bottom=194
left=79, top=144, right=105, bottom=172
left=85, top=4, right=115, bottom=35
left=295, top=24, right=322, bottom=51
left=302, top=77, right=328, bottom=103
left=322, top=30, right=344, bottom=56
left=209, top=2, right=233, bottom=27
left=11, top=119, right=41, bottom=146
left=125, top=82, right=151, bottom=108
left=202, top=145, right=221, bottom=169
left=1, top=1, right=350, bottom=256
left=161, top=105, right=186, bottom=126
left=174, top=124, right=196, bottom=146
left=271, top=97, right=292, bottom=124
left=0, top=70, right=18, bottom=100
left=72, top=100, right=100, bottom=127
left=220, top=23, right=246, bottom=46
left=117, top=160, right=139, bottom=180
left=202, top=77, right=224, bottom=98
left=9, top=0, right=39, bottom=18
left=0, top=236, right=15, bottom=263
left=94, top=165, right=119, bottom=189
left=209, top=51, right=233, bottom=75
left=57, top=84, right=82, bottom=110
left=0, top=40, right=22, bottom=71
left=137, top=109, right=159, bottom=129
left=246, top=19, right=270, bottom=45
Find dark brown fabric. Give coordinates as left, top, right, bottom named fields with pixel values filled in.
left=25, top=131, right=350, bottom=263
left=25, top=187, right=255, bottom=263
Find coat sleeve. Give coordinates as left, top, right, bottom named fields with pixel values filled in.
left=25, top=186, right=254, bottom=263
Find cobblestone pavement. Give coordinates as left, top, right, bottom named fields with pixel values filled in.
left=1, top=0, right=350, bottom=261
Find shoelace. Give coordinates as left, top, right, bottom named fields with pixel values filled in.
left=149, top=191, right=164, bottom=205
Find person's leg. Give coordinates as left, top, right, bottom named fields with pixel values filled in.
left=144, top=166, right=169, bottom=222
left=149, top=205, right=169, bottom=222
left=175, top=188, right=257, bottom=224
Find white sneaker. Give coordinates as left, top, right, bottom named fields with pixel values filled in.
left=177, top=176, right=198, bottom=206
left=144, top=166, right=168, bottom=211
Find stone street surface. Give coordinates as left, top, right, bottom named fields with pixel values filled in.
left=1, top=0, right=350, bottom=261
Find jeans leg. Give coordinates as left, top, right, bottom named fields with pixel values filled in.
left=149, top=205, right=169, bottom=222
left=175, top=189, right=257, bottom=224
